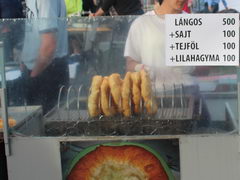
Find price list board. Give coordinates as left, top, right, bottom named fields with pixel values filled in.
left=165, top=14, right=239, bottom=66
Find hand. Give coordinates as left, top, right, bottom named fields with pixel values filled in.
left=30, top=70, right=39, bottom=78
left=19, top=62, right=31, bottom=80
left=21, top=67, right=38, bottom=90
left=208, top=6, right=212, bottom=12
left=89, top=13, right=95, bottom=17
left=21, top=66, right=31, bottom=81
left=134, top=63, right=150, bottom=72
left=20, top=62, right=39, bottom=86
left=19, top=62, right=27, bottom=72
left=134, top=63, right=155, bottom=80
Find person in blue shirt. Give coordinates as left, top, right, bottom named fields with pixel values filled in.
left=205, top=0, right=228, bottom=13
left=19, top=0, right=69, bottom=114
left=7, top=0, right=69, bottom=113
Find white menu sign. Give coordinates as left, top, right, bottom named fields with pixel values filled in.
left=165, top=14, right=239, bottom=66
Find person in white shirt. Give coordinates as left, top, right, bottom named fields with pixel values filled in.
left=124, top=0, right=211, bottom=126
left=124, top=0, right=195, bottom=92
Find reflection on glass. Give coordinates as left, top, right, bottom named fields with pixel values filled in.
left=0, top=16, right=238, bottom=137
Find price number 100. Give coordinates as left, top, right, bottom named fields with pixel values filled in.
left=223, top=55, right=235, bottom=62
left=223, top=30, right=236, bottom=37
left=223, top=42, right=235, bottom=50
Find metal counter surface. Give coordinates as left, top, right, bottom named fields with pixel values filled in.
left=0, top=106, right=42, bottom=133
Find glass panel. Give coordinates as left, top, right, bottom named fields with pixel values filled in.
left=0, top=15, right=238, bottom=137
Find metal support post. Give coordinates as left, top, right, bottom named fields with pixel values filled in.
left=0, top=41, right=11, bottom=156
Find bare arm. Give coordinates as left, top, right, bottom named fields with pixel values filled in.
left=30, top=32, right=56, bottom=77
left=221, top=0, right=228, bottom=9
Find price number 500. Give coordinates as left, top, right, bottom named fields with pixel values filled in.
left=222, top=18, right=235, bottom=25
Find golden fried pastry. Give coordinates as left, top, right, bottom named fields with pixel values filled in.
left=100, top=77, right=117, bottom=117
left=67, top=145, right=168, bottom=180
left=140, top=69, right=158, bottom=115
left=121, top=72, right=132, bottom=117
left=88, top=75, right=103, bottom=117
left=131, top=72, right=141, bottom=114
left=109, top=73, right=122, bottom=113
left=0, top=117, right=16, bottom=129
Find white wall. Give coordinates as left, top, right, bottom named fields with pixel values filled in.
left=180, top=135, right=240, bottom=180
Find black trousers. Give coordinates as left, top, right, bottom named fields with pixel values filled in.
left=9, top=57, right=69, bottom=115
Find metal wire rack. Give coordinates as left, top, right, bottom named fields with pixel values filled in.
left=44, top=83, right=202, bottom=136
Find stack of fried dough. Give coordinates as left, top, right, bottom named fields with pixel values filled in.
left=88, top=70, right=158, bottom=118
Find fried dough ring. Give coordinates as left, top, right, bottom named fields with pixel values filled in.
left=101, top=77, right=117, bottom=117
left=0, top=117, right=16, bottom=129
left=140, top=70, right=158, bottom=115
left=131, top=72, right=141, bottom=114
left=88, top=75, right=103, bottom=117
left=121, top=72, right=132, bottom=117
left=109, top=73, right=122, bottom=113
